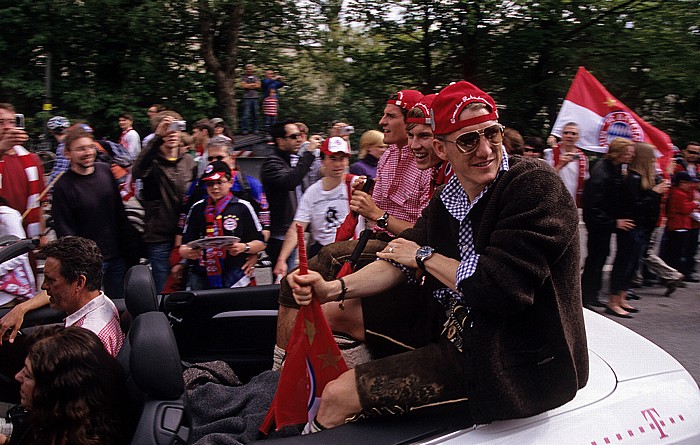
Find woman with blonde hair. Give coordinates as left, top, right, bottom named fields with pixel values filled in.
left=581, top=138, right=635, bottom=315
left=625, top=143, right=675, bottom=295
left=349, top=130, right=386, bottom=179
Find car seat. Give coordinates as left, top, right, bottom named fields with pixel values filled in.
left=127, top=311, right=190, bottom=445
left=121, top=264, right=159, bottom=332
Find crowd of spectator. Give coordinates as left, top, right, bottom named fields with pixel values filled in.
left=0, top=68, right=697, bottom=440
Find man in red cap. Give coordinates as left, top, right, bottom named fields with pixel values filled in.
left=405, top=94, right=453, bottom=197
left=287, top=81, right=588, bottom=433
left=350, top=89, right=431, bottom=237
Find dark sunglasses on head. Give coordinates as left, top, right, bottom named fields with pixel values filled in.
left=442, top=124, right=505, bottom=154
left=208, top=155, right=225, bottom=162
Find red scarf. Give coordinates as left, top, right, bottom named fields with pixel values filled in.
left=430, top=161, right=453, bottom=198
left=202, top=192, right=234, bottom=287
left=553, top=146, right=587, bottom=207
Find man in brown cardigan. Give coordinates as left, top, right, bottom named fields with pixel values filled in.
left=288, top=81, right=588, bottom=432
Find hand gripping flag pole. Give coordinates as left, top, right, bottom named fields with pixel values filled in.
left=260, top=224, right=349, bottom=434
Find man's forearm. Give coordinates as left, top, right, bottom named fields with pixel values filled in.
left=342, top=260, right=405, bottom=300
left=16, top=290, right=50, bottom=314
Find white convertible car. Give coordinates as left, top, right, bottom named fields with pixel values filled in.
left=1, top=237, right=698, bottom=444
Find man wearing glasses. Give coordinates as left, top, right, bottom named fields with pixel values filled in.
left=550, top=122, right=589, bottom=207
left=261, top=119, right=319, bottom=281
left=51, top=126, right=132, bottom=299
left=286, top=81, right=587, bottom=433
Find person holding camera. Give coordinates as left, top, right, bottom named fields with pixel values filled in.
left=550, top=122, right=589, bottom=207
left=239, top=64, right=261, bottom=135
left=132, top=111, right=195, bottom=293
left=0, top=104, right=46, bottom=244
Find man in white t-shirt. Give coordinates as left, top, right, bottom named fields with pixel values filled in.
left=550, top=122, right=589, bottom=207
left=272, top=137, right=357, bottom=277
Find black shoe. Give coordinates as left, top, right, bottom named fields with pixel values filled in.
left=627, top=291, right=641, bottom=300
left=683, top=275, right=699, bottom=283
left=621, top=306, right=639, bottom=313
left=604, top=307, right=633, bottom=319
left=665, top=280, right=682, bottom=297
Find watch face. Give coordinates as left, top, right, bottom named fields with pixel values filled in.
left=417, top=246, right=434, bottom=259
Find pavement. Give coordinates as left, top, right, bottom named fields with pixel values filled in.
left=579, top=217, right=700, bottom=386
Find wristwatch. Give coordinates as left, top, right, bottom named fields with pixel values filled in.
left=415, top=246, right=435, bottom=272
left=244, top=243, right=251, bottom=253
left=376, top=211, right=390, bottom=228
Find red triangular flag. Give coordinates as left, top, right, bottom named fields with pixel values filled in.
left=260, top=299, right=349, bottom=433
left=260, top=223, right=349, bottom=434
left=552, top=66, right=673, bottom=171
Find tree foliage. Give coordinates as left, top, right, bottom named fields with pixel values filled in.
left=1, top=0, right=698, bottom=145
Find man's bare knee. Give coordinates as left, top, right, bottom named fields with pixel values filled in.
left=323, top=299, right=365, bottom=342
left=318, top=369, right=361, bottom=428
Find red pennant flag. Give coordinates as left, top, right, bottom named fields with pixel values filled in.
left=260, top=225, right=349, bottom=434
left=552, top=66, right=673, bottom=170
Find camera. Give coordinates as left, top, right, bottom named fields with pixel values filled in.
left=570, top=153, right=580, bottom=160
left=14, top=114, right=25, bottom=129
left=339, top=126, right=355, bottom=136
left=168, top=120, right=187, bottom=132
left=0, top=404, right=30, bottom=439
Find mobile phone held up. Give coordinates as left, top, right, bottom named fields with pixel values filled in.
left=15, top=114, right=25, bottom=129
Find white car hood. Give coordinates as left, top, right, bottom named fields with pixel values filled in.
left=583, top=309, right=685, bottom=381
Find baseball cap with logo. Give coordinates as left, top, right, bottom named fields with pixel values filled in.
left=430, top=81, right=499, bottom=135
left=387, top=90, right=424, bottom=112
left=406, top=94, right=438, bottom=125
left=320, top=137, right=350, bottom=157
left=201, top=160, right=232, bottom=182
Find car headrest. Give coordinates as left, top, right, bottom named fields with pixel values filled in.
left=124, top=265, right=158, bottom=317
left=129, top=312, right=184, bottom=400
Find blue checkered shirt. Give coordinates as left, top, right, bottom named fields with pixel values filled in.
left=48, top=142, right=70, bottom=187
left=389, top=149, right=510, bottom=308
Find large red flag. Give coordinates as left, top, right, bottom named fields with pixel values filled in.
left=260, top=225, right=349, bottom=434
left=552, top=66, right=673, bottom=169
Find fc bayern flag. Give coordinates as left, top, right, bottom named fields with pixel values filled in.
left=260, top=299, right=349, bottom=434
left=552, top=67, right=673, bottom=162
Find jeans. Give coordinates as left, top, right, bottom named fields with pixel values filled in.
left=241, top=98, right=259, bottom=133
left=264, top=115, right=276, bottom=132
left=102, top=256, right=128, bottom=300
left=147, top=242, right=173, bottom=294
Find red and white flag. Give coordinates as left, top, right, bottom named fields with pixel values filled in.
left=552, top=66, right=673, bottom=164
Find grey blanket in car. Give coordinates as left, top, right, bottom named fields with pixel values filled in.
left=189, top=370, right=302, bottom=445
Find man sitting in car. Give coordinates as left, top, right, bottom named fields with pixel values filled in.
left=287, top=81, right=589, bottom=432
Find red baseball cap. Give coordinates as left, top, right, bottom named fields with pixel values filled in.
left=320, top=137, right=350, bottom=157
left=387, top=90, right=424, bottom=112
left=430, top=81, right=499, bottom=135
left=406, top=94, right=437, bottom=125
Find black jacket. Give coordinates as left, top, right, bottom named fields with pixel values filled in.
left=582, top=158, right=624, bottom=231
left=260, top=148, right=315, bottom=237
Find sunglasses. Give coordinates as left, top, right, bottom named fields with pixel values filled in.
left=208, top=155, right=225, bottom=162
left=688, top=150, right=700, bottom=155
left=285, top=133, right=303, bottom=140
left=442, top=124, right=504, bottom=154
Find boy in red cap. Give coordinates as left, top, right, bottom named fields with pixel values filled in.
left=272, top=137, right=361, bottom=277
left=179, top=161, right=266, bottom=289
left=287, top=81, right=588, bottom=433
